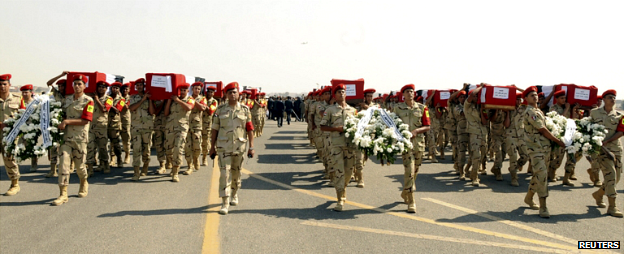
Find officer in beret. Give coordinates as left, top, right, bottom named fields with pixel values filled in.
left=120, top=83, right=132, bottom=164
left=19, top=84, right=39, bottom=172
left=128, top=79, right=154, bottom=180
left=1, top=74, right=21, bottom=196
left=86, top=81, right=113, bottom=175
left=183, top=82, right=207, bottom=175
left=201, top=86, right=219, bottom=166
left=45, top=71, right=69, bottom=178
left=353, top=88, right=379, bottom=188
left=107, top=82, right=126, bottom=168
left=164, top=83, right=194, bottom=182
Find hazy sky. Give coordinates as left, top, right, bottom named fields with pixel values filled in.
left=2, top=0, right=623, bottom=96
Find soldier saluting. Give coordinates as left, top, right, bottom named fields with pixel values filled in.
left=210, top=82, right=255, bottom=215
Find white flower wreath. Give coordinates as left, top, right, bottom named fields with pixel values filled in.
left=545, top=111, right=567, bottom=143
left=565, top=117, right=607, bottom=156
left=344, top=108, right=413, bottom=164
left=2, top=94, right=64, bottom=162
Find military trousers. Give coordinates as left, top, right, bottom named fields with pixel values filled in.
left=201, top=126, right=212, bottom=157
left=131, top=129, right=152, bottom=167
left=446, top=129, right=458, bottom=167
left=505, top=135, right=528, bottom=174
left=564, top=151, right=583, bottom=176
left=165, top=128, right=188, bottom=167
left=121, top=122, right=131, bottom=151
left=490, top=131, right=505, bottom=175
left=185, top=129, right=202, bottom=162
left=58, top=140, right=88, bottom=186
left=107, top=128, right=123, bottom=158
left=355, top=149, right=368, bottom=175
left=528, top=151, right=550, bottom=198
left=86, top=127, right=109, bottom=165
left=153, top=129, right=167, bottom=163
left=314, top=129, right=328, bottom=170
left=469, top=133, right=487, bottom=180
left=597, top=150, right=622, bottom=198
left=548, top=146, right=565, bottom=177
left=457, top=133, right=469, bottom=171
left=329, top=145, right=355, bottom=201
left=402, top=150, right=424, bottom=193
left=218, top=152, right=244, bottom=198
left=1, top=142, right=19, bottom=180
left=49, top=145, right=59, bottom=165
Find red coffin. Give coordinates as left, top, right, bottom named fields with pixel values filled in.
left=330, top=79, right=365, bottom=101
left=551, top=84, right=573, bottom=105
left=204, top=81, right=223, bottom=98
left=567, top=85, right=598, bottom=107
left=145, top=73, right=186, bottom=100
left=434, top=90, right=452, bottom=107
left=128, top=81, right=139, bottom=96
left=65, top=71, right=112, bottom=95
left=479, top=85, right=516, bottom=110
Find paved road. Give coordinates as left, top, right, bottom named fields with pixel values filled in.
left=1, top=121, right=623, bottom=254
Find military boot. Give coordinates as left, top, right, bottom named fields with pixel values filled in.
left=171, top=166, right=180, bottom=182
left=607, top=197, right=623, bottom=217
left=116, top=155, right=123, bottom=168
left=52, top=186, right=68, bottom=206
left=5, top=179, right=20, bottom=196
left=592, top=189, right=606, bottom=208
left=103, top=162, right=111, bottom=174
left=547, top=167, right=557, bottom=182
left=201, top=154, right=207, bottom=166
left=94, top=163, right=103, bottom=172
left=538, top=197, right=550, bottom=218
left=30, top=158, right=38, bottom=172
left=87, top=164, right=94, bottom=177
left=219, top=197, right=230, bottom=215
left=123, top=144, right=131, bottom=164
left=141, top=164, right=149, bottom=176
left=400, top=190, right=408, bottom=204
left=183, top=161, right=194, bottom=175
left=524, top=190, right=539, bottom=210
left=166, top=160, right=172, bottom=170
left=156, top=161, right=166, bottom=175
left=356, top=172, right=364, bottom=188
left=407, top=192, right=416, bottom=213
left=334, top=193, right=344, bottom=212
left=78, top=178, right=89, bottom=198
left=562, top=173, right=575, bottom=186
left=430, top=151, right=438, bottom=163
left=230, top=190, right=239, bottom=206
left=193, top=157, right=200, bottom=172
left=439, top=148, right=445, bottom=160
left=510, top=171, right=519, bottom=187
left=132, top=166, right=140, bottom=181
left=45, top=164, right=58, bottom=178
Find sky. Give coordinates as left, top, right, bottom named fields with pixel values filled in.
left=2, top=0, right=623, bottom=97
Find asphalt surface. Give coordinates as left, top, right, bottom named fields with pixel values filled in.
left=1, top=120, right=623, bottom=254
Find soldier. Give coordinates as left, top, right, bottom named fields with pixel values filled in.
left=425, top=94, right=439, bottom=163
left=120, top=83, right=132, bottom=164
left=201, top=86, right=218, bottom=166
left=86, top=81, right=113, bottom=175
left=353, top=88, right=378, bottom=188
left=464, top=85, right=488, bottom=187
left=164, top=83, right=194, bottom=182
left=590, top=90, right=623, bottom=217
left=504, top=91, right=529, bottom=186
left=128, top=79, right=154, bottom=180
left=307, top=91, right=318, bottom=147
left=209, top=82, right=255, bottom=215
left=587, top=95, right=604, bottom=187
left=444, top=93, right=459, bottom=172
left=45, top=71, right=69, bottom=178
left=1, top=74, right=21, bottom=196
left=107, top=82, right=126, bottom=168
left=449, top=88, right=468, bottom=178
left=52, top=74, right=94, bottom=205
left=250, top=92, right=263, bottom=138
left=547, top=89, right=570, bottom=183
left=521, top=86, right=565, bottom=218
left=489, top=109, right=506, bottom=180
left=183, top=82, right=206, bottom=175
left=19, top=84, right=39, bottom=172
left=394, top=84, right=431, bottom=213
left=312, top=87, right=331, bottom=180
left=320, top=84, right=357, bottom=212
left=257, top=92, right=267, bottom=136
left=152, top=97, right=168, bottom=174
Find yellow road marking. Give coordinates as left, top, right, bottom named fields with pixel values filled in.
left=241, top=168, right=579, bottom=252
left=302, top=221, right=576, bottom=254
left=202, top=158, right=220, bottom=254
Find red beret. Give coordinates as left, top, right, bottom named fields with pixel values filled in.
left=97, top=81, right=110, bottom=87
left=56, top=79, right=67, bottom=85
left=458, top=90, right=466, bottom=96
left=111, top=82, right=122, bottom=87
left=363, top=88, right=376, bottom=94
left=320, top=87, right=330, bottom=94
left=178, top=83, right=190, bottom=89
left=191, top=82, right=203, bottom=87
left=122, top=83, right=130, bottom=87
left=72, top=74, right=88, bottom=84
left=20, top=84, right=33, bottom=91
left=538, top=92, right=544, bottom=98
left=596, top=95, right=603, bottom=100
left=259, top=92, right=266, bottom=96
left=333, top=84, right=346, bottom=96
left=522, top=86, right=538, bottom=98
left=224, top=82, right=239, bottom=92
left=307, top=92, right=312, bottom=96
left=242, top=90, right=251, bottom=95
left=0, top=74, right=12, bottom=81
left=135, top=78, right=146, bottom=84
left=602, top=89, right=616, bottom=98
left=205, top=86, right=216, bottom=91
left=400, top=84, right=415, bottom=93
left=553, top=89, right=566, bottom=98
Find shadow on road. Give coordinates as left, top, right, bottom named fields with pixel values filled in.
left=97, top=204, right=219, bottom=218
left=435, top=205, right=606, bottom=224
left=233, top=201, right=379, bottom=220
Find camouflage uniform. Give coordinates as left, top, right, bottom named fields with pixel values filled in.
left=120, top=94, right=131, bottom=163
left=58, top=94, right=93, bottom=187
left=320, top=103, right=356, bottom=210
left=489, top=110, right=506, bottom=178
left=184, top=95, right=205, bottom=173
left=464, top=100, right=487, bottom=185
left=307, top=99, right=318, bottom=146
left=107, top=94, right=125, bottom=166
left=48, top=88, right=66, bottom=174
left=213, top=102, right=252, bottom=198
left=590, top=108, right=622, bottom=199
left=152, top=100, right=168, bottom=168
left=445, top=102, right=459, bottom=171
left=129, top=94, right=153, bottom=171
left=455, top=102, right=471, bottom=178
left=258, top=99, right=266, bottom=135
left=522, top=105, right=551, bottom=198
left=250, top=99, right=262, bottom=137
left=394, top=101, right=429, bottom=212
left=314, top=101, right=329, bottom=177
left=504, top=106, right=529, bottom=185
left=165, top=97, right=193, bottom=172
left=201, top=97, right=218, bottom=164
left=547, top=104, right=567, bottom=181
left=354, top=102, right=379, bottom=186
left=1, top=93, right=20, bottom=180
left=86, top=94, right=112, bottom=172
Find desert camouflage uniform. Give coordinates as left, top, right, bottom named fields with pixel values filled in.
left=445, top=102, right=459, bottom=170
left=504, top=106, right=529, bottom=184
left=455, top=102, right=470, bottom=177
left=489, top=110, right=506, bottom=177
left=129, top=94, right=153, bottom=168
left=464, top=100, right=487, bottom=184
left=213, top=102, right=252, bottom=198
left=107, top=94, right=125, bottom=166
left=184, top=95, right=205, bottom=172
left=86, top=94, right=112, bottom=171
left=590, top=108, right=622, bottom=198
left=548, top=104, right=567, bottom=180
left=59, top=94, right=93, bottom=186
left=250, top=99, right=262, bottom=137
left=152, top=100, right=167, bottom=165
left=314, top=101, right=329, bottom=175
left=1, top=93, right=20, bottom=180
left=307, top=99, right=318, bottom=146
left=120, top=94, right=131, bottom=162
left=165, top=97, right=193, bottom=168
left=201, top=97, right=218, bottom=162
left=522, top=105, right=552, bottom=198
left=394, top=102, right=429, bottom=201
